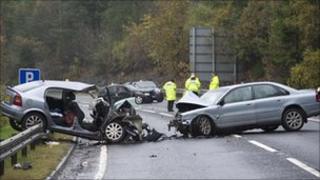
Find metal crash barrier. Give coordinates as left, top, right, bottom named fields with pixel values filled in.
left=0, top=124, right=46, bottom=176
left=176, top=88, right=207, bottom=96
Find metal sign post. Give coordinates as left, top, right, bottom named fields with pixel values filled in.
left=189, top=27, right=239, bottom=85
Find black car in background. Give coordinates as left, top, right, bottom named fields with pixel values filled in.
left=99, top=84, right=134, bottom=105
left=124, top=80, right=164, bottom=104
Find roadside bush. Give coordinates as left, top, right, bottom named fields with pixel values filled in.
left=288, top=49, right=320, bottom=89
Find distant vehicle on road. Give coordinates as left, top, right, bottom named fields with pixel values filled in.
left=100, top=84, right=134, bottom=105
left=169, top=82, right=320, bottom=137
left=124, top=80, right=164, bottom=104
left=0, top=80, right=145, bottom=143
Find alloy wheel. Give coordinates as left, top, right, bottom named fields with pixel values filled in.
left=198, top=117, right=212, bottom=136
left=25, top=115, right=43, bottom=128
left=105, top=122, right=124, bottom=141
left=135, top=96, right=143, bottom=104
left=285, top=111, right=303, bottom=130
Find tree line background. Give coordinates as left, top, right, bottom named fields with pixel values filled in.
left=0, top=0, right=319, bottom=88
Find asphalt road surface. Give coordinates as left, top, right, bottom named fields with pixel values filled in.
left=55, top=101, right=320, bottom=179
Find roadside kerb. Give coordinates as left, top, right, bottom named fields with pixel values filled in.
left=46, top=137, right=78, bottom=180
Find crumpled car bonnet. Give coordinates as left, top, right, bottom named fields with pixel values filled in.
left=176, top=92, right=209, bottom=112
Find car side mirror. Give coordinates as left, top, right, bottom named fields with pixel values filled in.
left=218, top=100, right=225, bottom=106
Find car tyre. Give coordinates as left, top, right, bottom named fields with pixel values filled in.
left=104, top=121, right=126, bottom=143
left=282, top=108, right=305, bottom=131
left=135, top=96, right=143, bottom=104
left=191, top=116, right=213, bottom=137
left=261, top=125, right=279, bottom=132
left=22, top=112, right=47, bottom=130
left=156, top=96, right=164, bottom=103
left=9, top=118, right=23, bottom=131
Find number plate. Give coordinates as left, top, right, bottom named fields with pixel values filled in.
left=4, top=94, right=11, bottom=103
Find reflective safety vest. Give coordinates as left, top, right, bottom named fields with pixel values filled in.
left=185, top=77, right=201, bottom=93
left=209, top=75, right=220, bottom=90
left=163, top=81, right=177, bottom=101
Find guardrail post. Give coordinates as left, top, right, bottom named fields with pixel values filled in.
left=0, top=160, right=4, bottom=176
left=11, top=153, right=17, bottom=166
left=31, top=141, right=36, bottom=150
left=22, top=146, right=27, bottom=157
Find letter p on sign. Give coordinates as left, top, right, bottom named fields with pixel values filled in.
left=19, top=68, right=41, bottom=84
left=26, top=72, right=34, bottom=82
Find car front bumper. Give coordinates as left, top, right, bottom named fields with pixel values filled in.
left=137, top=92, right=163, bottom=102
left=0, top=102, right=24, bottom=122
left=168, top=116, right=191, bottom=135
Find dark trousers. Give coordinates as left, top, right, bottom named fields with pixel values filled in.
left=167, top=100, right=174, bottom=112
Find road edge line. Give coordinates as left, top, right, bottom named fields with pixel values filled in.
left=309, top=118, right=320, bottom=123
left=232, top=134, right=242, bottom=138
left=140, top=109, right=156, bottom=114
left=287, top=157, right=320, bottom=178
left=94, top=145, right=108, bottom=180
left=137, top=109, right=174, bottom=120
left=248, top=140, right=277, bottom=153
left=46, top=137, right=78, bottom=180
left=159, top=112, right=174, bottom=118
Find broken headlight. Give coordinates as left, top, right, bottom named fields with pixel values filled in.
left=175, top=114, right=182, bottom=121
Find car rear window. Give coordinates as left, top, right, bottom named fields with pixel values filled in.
left=14, top=81, right=44, bottom=92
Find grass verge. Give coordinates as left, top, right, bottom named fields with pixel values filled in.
left=0, top=117, right=18, bottom=139
left=0, top=117, right=73, bottom=179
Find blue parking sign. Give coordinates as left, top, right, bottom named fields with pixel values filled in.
left=19, top=68, right=41, bottom=84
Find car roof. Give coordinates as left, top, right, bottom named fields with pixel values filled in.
left=14, top=80, right=95, bottom=92
left=215, top=81, right=296, bottom=92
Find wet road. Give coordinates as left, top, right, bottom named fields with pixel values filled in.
left=56, top=101, right=320, bottom=179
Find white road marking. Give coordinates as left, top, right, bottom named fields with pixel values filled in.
left=94, top=145, right=107, bottom=180
left=141, top=109, right=156, bottom=114
left=159, top=112, right=174, bottom=117
left=232, top=134, right=242, bottom=138
left=287, top=158, right=320, bottom=177
left=248, top=140, right=277, bottom=153
left=309, top=118, right=320, bottom=123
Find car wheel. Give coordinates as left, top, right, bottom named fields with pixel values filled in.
left=191, top=116, right=213, bottom=137
left=104, top=121, right=126, bottom=143
left=9, top=118, right=23, bottom=131
left=135, top=96, right=143, bottom=104
left=22, top=112, right=47, bottom=130
left=157, top=96, right=164, bottom=103
left=282, top=108, right=305, bottom=131
left=261, top=125, right=279, bottom=132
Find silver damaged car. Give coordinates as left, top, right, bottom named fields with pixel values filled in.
left=168, top=82, right=320, bottom=137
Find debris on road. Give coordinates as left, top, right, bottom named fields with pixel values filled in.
left=81, top=161, right=88, bottom=168
left=149, top=154, right=157, bottom=158
left=143, top=128, right=165, bottom=142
